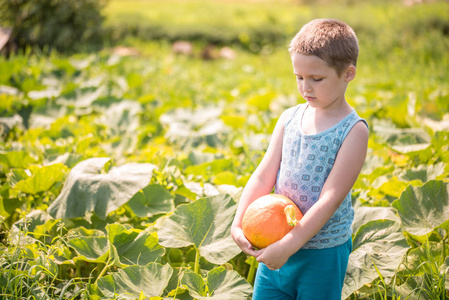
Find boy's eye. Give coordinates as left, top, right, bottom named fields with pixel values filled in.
left=313, top=78, right=323, bottom=82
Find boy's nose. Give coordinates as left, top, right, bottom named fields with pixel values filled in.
left=302, top=81, right=312, bottom=93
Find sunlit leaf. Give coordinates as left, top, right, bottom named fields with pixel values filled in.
left=399, top=162, right=447, bottom=183
left=352, top=203, right=400, bottom=233
left=10, top=210, right=55, bottom=245
left=95, top=100, right=142, bottom=136
left=342, top=219, right=410, bottom=299
left=395, top=275, right=425, bottom=298
left=47, top=157, right=156, bottom=220
left=181, top=267, right=252, bottom=299
left=400, top=242, right=444, bottom=277
left=97, top=263, right=173, bottom=299
left=0, top=151, right=38, bottom=169
left=128, top=184, right=175, bottom=217
left=57, top=86, right=106, bottom=108
left=68, top=230, right=109, bottom=263
left=0, top=190, right=23, bottom=218
left=392, top=180, right=449, bottom=237
left=13, top=163, right=68, bottom=194
left=106, top=223, right=165, bottom=267
left=160, top=106, right=228, bottom=147
left=158, top=194, right=241, bottom=265
left=212, top=171, right=238, bottom=186
left=373, top=124, right=430, bottom=147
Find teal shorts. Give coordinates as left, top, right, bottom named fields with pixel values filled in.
left=252, top=238, right=352, bottom=300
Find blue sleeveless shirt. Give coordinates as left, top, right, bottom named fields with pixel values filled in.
left=275, top=104, right=368, bottom=249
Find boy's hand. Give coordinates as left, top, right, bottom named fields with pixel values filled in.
left=231, top=227, right=261, bottom=258
left=256, top=241, right=290, bottom=270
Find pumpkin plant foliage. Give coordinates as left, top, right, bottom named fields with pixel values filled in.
left=97, top=263, right=173, bottom=299
left=158, top=194, right=242, bottom=265
left=47, top=157, right=156, bottom=220
left=181, top=267, right=253, bottom=299
left=392, top=180, right=449, bottom=237
left=67, top=224, right=165, bottom=267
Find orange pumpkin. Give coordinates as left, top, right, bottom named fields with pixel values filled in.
left=242, top=194, right=303, bottom=249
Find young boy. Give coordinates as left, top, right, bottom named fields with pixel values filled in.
left=231, top=19, right=369, bottom=299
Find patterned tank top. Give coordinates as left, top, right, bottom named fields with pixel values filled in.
left=275, top=103, right=368, bottom=249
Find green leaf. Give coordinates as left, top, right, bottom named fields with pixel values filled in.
left=0, top=151, right=38, bottom=169
left=400, top=242, right=445, bottom=277
left=96, top=100, right=142, bottom=136
left=181, top=271, right=207, bottom=298
left=369, top=176, right=411, bottom=199
left=7, top=168, right=29, bottom=187
left=395, top=275, right=425, bottom=298
left=205, top=267, right=253, bottom=299
left=352, top=202, right=400, bottom=234
left=392, top=180, right=449, bottom=237
left=158, top=194, right=241, bottom=265
left=212, top=171, right=238, bottom=186
left=67, top=228, right=109, bottom=263
left=185, top=158, right=234, bottom=177
left=128, top=184, right=175, bottom=217
left=96, top=263, right=173, bottom=299
left=47, top=157, right=156, bottom=220
left=181, top=267, right=252, bottom=299
left=13, top=163, right=68, bottom=194
left=106, top=223, right=165, bottom=267
left=399, top=162, right=447, bottom=183
left=342, top=219, right=410, bottom=299
left=67, top=224, right=165, bottom=267
left=160, top=106, right=227, bottom=147
left=0, top=183, right=22, bottom=218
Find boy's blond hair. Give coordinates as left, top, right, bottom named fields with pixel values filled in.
left=289, top=19, right=359, bottom=76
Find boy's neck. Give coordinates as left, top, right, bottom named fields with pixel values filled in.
left=301, top=101, right=353, bottom=135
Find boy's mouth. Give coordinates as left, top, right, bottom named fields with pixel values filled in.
left=304, top=96, right=316, bottom=101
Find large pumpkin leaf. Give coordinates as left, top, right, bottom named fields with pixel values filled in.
left=181, top=267, right=252, bottom=299
left=96, top=263, right=173, bottom=299
left=106, top=223, right=165, bottom=267
left=47, top=157, right=156, bottom=220
left=399, top=242, right=445, bottom=277
left=342, top=219, right=410, bottom=299
left=158, top=194, right=241, bottom=265
left=395, top=276, right=426, bottom=299
left=127, top=184, right=175, bottom=217
left=67, top=224, right=165, bottom=267
left=12, top=163, right=68, bottom=194
left=352, top=202, right=400, bottom=233
left=96, top=100, right=141, bottom=136
left=11, top=210, right=55, bottom=245
left=159, top=106, right=228, bottom=147
left=67, top=228, right=109, bottom=264
left=392, top=180, right=449, bottom=237
left=398, top=162, right=447, bottom=183
left=0, top=150, right=38, bottom=169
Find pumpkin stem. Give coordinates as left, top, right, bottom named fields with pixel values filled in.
left=284, top=205, right=298, bottom=227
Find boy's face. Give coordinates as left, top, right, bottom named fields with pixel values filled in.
left=291, top=53, right=355, bottom=110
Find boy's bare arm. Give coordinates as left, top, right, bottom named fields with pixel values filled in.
left=231, top=110, right=289, bottom=256
left=257, top=121, right=369, bottom=269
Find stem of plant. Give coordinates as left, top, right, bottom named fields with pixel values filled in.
left=247, top=256, right=258, bottom=284
left=95, top=256, right=112, bottom=283
left=194, top=246, right=200, bottom=274
left=442, top=230, right=447, bottom=265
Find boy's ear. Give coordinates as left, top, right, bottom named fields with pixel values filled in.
left=344, top=65, right=356, bottom=82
